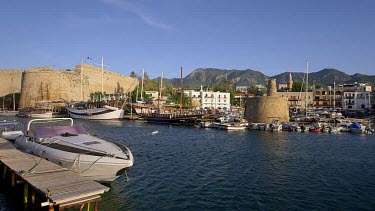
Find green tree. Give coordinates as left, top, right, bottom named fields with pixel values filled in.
left=292, top=81, right=305, bottom=92
left=130, top=71, right=138, bottom=78
left=315, top=84, right=325, bottom=89
left=169, top=93, right=192, bottom=107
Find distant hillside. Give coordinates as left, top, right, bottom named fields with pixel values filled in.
left=273, top=69, right=353, bottom=85
left=155, top=68, right=375, bottom=89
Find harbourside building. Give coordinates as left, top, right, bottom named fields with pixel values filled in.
left=312, top=82, right=371, bottom=110
left=340, top=83, right=372, bottom=110
left=183, top=86, right=231, bottom=110
left=276, top=91, right=314, bottom=110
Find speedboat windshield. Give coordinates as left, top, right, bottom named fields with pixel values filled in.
left=29, top=125, right=88, bottom=138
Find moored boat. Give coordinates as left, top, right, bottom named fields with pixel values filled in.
left=216, top=123, right=247, bottom=130
left=15, top=118, right=133, bottom=182
left=66, top=101, right=124, bottom=120
left=0, top=120, right=24, bottom=141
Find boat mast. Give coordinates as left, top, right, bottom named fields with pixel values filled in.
left=333, top=81, right=335, bottom=111
left=2, top=95, right=4, bottom=112
left=180, top=67, right=183, bottom=114
left=81, top=59, right=84, bottom=102
left=160, top=72, right=163, bottom=100
left=11, top=72, right=15, bottom=111
left=140, top=68, right=144, bottom=101
left=305, top=61, right=308, bottom=118
left=101, top=56, right=104, bottom=99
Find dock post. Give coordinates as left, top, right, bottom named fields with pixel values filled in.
left=31, top=189, right=35, bottom=204
left=87, top=202, right=91, bottom=211
left=48, top=203, right=54, bottom=211
left=24, top=183, right=28, bottom=204
left=2, top=165, right=7, bottom=179
left=94, top=201, right=98, bottom=211
left=11, top=171, right=15, bottom=187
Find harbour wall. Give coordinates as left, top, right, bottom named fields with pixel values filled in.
left=0, top=69, right=24, bottom=96
left=1, top=64, right=138, bottom=108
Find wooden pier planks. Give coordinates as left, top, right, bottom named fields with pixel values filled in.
left=0, top=138, right=110, bottom=207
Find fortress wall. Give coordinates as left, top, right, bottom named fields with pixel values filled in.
left=76, top=64, right=138, bottom=95
left=244, top=96, right=289, bottom=123
left=0, top=69, right=24, bottom=96
left=18, top=64, right=138, bottom=108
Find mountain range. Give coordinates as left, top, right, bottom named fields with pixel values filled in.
left=159, top=68, right=375, bottom=89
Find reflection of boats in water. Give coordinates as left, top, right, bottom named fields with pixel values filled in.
left=142, top=113, right=200, bottom=125
left=15, top=118, right=134, bottom=182
left=66, top=101, right=124, bottom=120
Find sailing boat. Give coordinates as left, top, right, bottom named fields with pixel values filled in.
left=66, top=58, right=124, bottom=120
left=142, top=67, right=201, bottom=125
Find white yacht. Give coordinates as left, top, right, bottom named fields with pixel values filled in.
left=66, top=102, right=124, bottom=120
left=15, top=118, right=133, bottom=182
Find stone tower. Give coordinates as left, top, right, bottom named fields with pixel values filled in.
left=267, top=79, right=277, bottom=96
left=288, top=72, right=293, bottom=90
left=244, top=78, right=289, bottom=124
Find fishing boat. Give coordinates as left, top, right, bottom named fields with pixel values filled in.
left=66, top=101, right=124, bottom=120
left=15, top=118, right=133, bottom=182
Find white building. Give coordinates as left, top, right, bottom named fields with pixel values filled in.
left=184, top=86, right=231, bottom=110
left=340, top=83, right=372, bottom=110
left=145, top=91, right=159, bottom=100
left=236, top=86, right=249, bottom=93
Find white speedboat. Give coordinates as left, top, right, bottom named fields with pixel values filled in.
left=15, top=118, right=133, bottom=182
left=66, top=102, right=124, bottom=120
left=216, top=123, right=247, bottom=130
left=0, top=120, right=24, bottom=141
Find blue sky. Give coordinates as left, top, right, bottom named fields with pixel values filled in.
left=1, top=0, right=374, bottom=79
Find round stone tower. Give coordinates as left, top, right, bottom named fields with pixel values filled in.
left=244, top=78, right=289, bottom=124
left=267, top=79, right=277, bottom=96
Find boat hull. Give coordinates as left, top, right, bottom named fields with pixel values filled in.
left=217, top=124, right=246, bottom=130
left=67, top=107, right=124, bottom=120
left=15, top=136, right=133, bottom=182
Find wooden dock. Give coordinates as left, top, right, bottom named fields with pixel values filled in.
left=0, top=138, right=110, bottom=210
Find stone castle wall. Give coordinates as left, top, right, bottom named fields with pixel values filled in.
left=0, top=64, right=138, bottom=108
left=244, top=96, right=289, bottom=123
left=0, top=69, right=24, bottom=96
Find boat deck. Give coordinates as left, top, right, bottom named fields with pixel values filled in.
left=0, top=138, right=110, bottom=210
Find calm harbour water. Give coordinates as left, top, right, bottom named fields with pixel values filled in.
left=1, top=118, right=375, bottom=210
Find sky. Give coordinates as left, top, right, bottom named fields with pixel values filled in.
left=1, top=0, right=374, bottom=79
